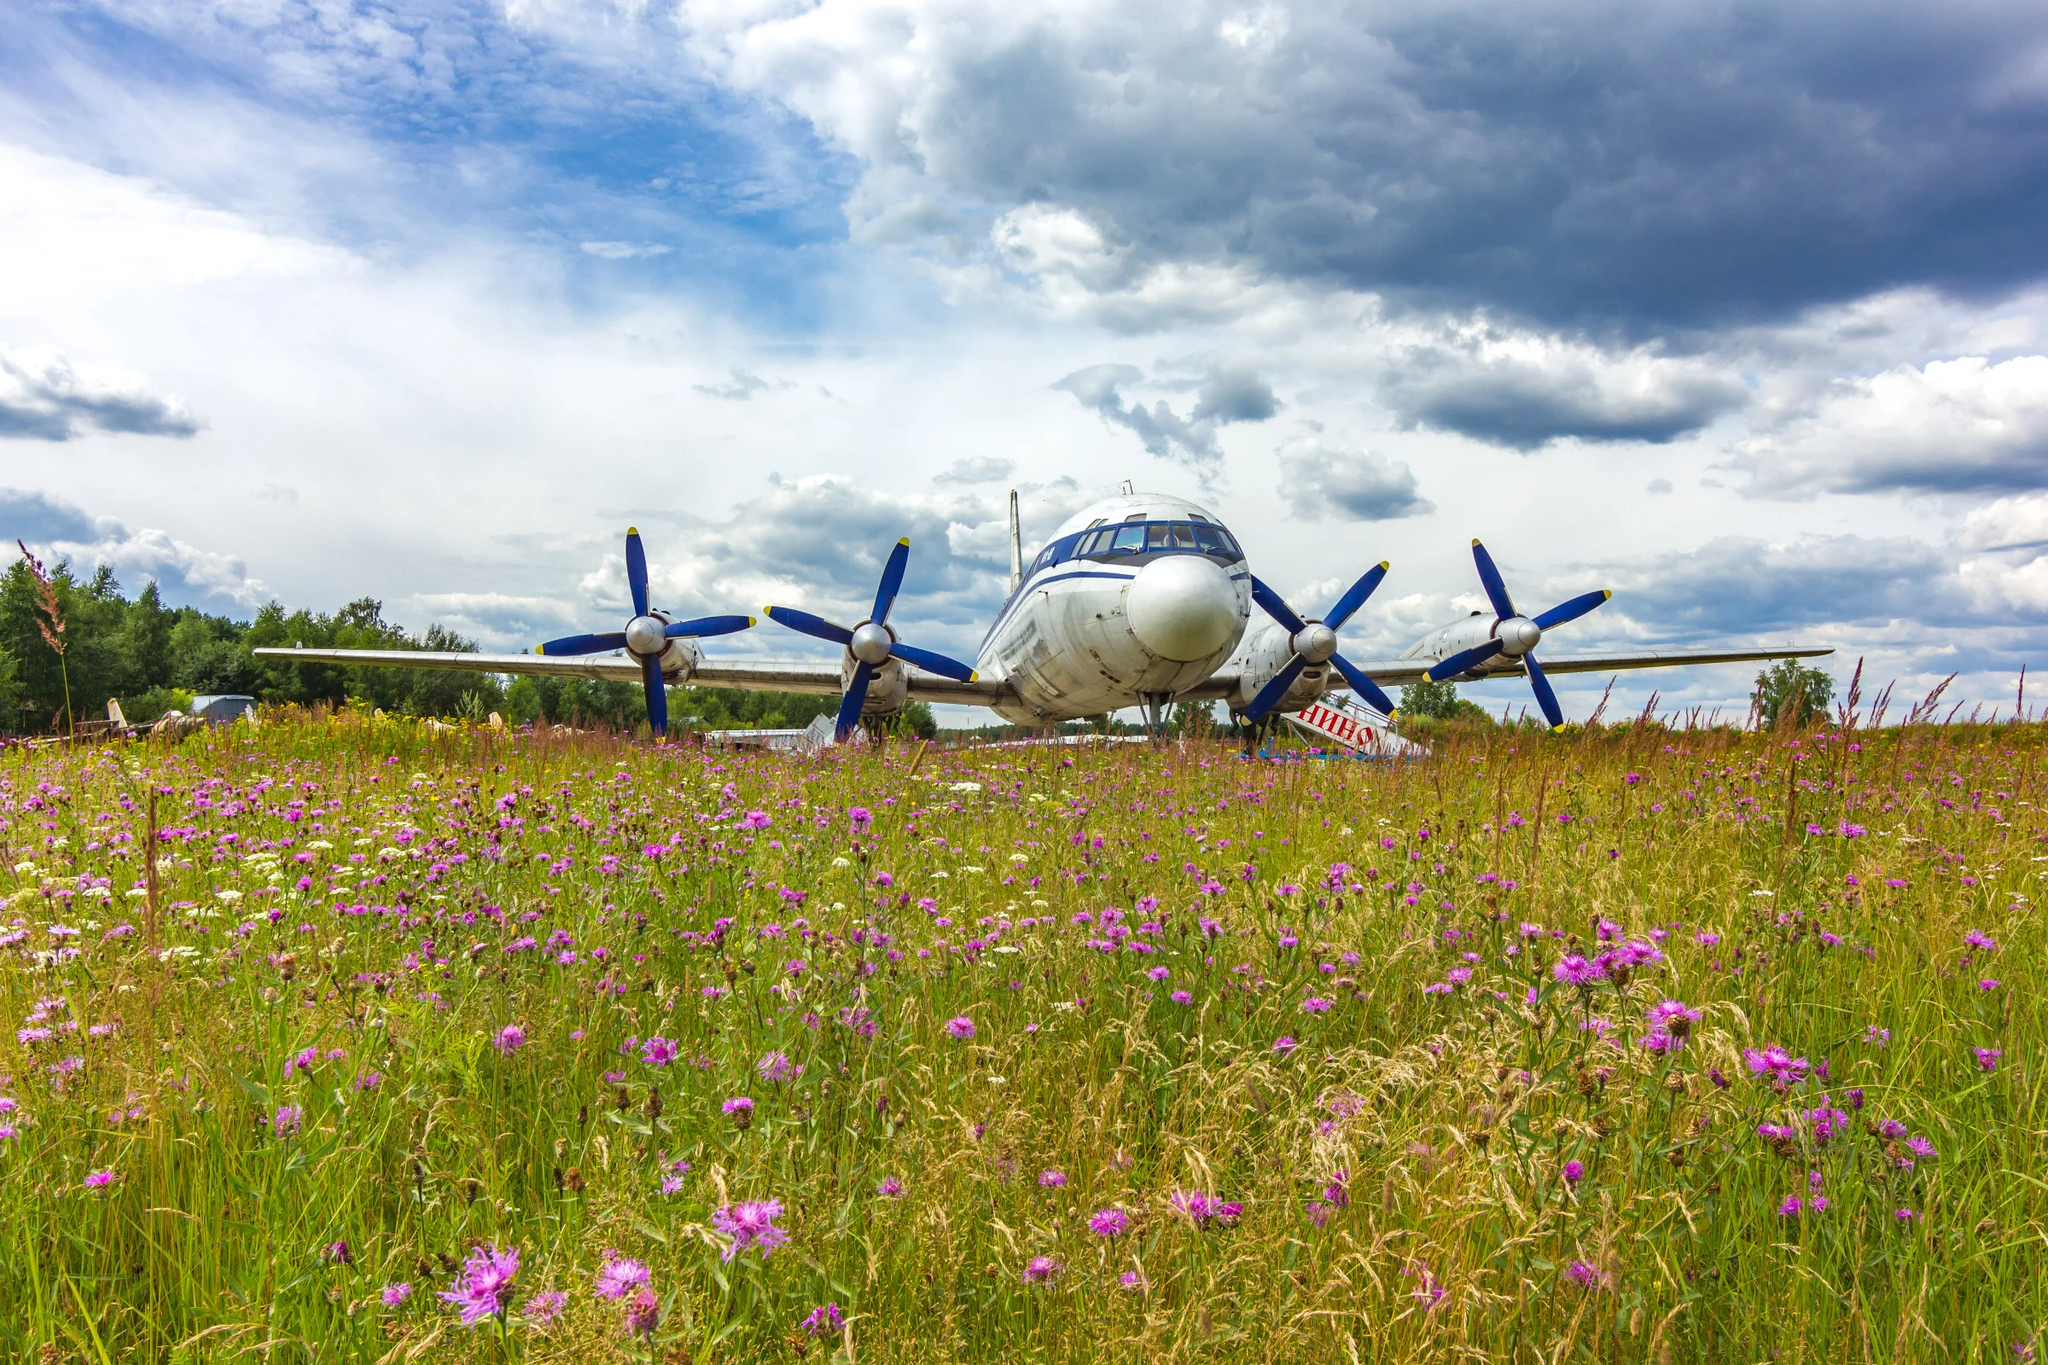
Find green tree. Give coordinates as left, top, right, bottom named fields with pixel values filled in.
left=1753, top=659, right=1834, bottom=730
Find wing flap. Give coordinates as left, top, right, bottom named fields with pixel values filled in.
left=252, top=647, right=644, bottom=682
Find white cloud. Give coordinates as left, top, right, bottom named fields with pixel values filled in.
left=0, top=343, right=201, bottom=441
left=1275, top=437, right=1432, bottom=523
left=581, top=241, right=675, bottom=259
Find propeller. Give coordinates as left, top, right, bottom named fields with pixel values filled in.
left=1424, top=539, right=1610, bottom=731
left=764, top=537, right=978, bottom=743
left=533, top=527, right=755, bottom=739
left=1241, top=563, right=1398, bottom=723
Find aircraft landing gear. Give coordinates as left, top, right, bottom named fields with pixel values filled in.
left=1138, top=692, right=1172, bottom=738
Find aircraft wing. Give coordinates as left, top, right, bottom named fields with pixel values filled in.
left=1184, top=644, right=1833, bottom=703
left=1326, top=644, right=1834, bottom=690
left=250, top=647, right=1012, bottom=707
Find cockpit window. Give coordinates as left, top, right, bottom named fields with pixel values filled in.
left=1145, top=523, right=1173, bottom=550
left=1170, top=522, right=1198, bottom=549
left=1192, top=523, right=1226, bottom=554
left=1111, top=523, right=1147, bottom=552
left=1049, top=519, right=1245, bottom=566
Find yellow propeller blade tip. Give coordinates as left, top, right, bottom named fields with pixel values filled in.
left=1470, top=537, right=1482, bottom=547
left=1552, top=724, right=1567, bottom=733
left=967, top=671, right=979, bottom=682
left=533, top=645, right=545, bottom=656
left=763, top=605, right=776, bottom=616
left=627, top=526, right=639, bottom=536
left=747, top=616, right=757, bottom=627
left=1379, top=560, right=1390, bottom=570
left=1602, top=589, right=1613, bottom=600
left=897, top=536, right=911, bottom=547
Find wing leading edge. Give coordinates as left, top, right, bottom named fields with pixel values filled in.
left=249, top=648, right=1010, bottom=707
left=1184, top=645, right=1833, bottom=703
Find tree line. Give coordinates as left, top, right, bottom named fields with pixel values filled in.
left=0, top=556, right=935, bottom=738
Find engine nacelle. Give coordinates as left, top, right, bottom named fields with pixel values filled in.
left=1231, top=620, right=1329, bottom=716
left=843, top=654, right=909, bottom=716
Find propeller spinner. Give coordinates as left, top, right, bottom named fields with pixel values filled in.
left=534, top=527, right=755, bottom=739
left=764, top=537, right=977, bottom=743
left=1241, top=563, right=1399, bottom=723
left=1424, top=539, right=1610, bottom=731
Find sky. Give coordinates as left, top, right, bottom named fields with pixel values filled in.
left=4, top=0, right=2047, bottom=726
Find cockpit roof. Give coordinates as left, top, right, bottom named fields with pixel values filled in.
left=1048, top=493, right=1227, bottom=543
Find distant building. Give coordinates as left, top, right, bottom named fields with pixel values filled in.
left=189, top=695, right=257, bottom=724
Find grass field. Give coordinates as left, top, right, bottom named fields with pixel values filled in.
left=0, top=711, right=2039, bottom=1362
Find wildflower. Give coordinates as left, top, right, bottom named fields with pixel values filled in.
left=849, top=806, right=873, bottom=835
left=1779, top=1195, right=1804, bottom=1217
left=1565, top=1260, right=1609, bottom=1289
left=1169, top=1190, right=1242, bottom=1228
left=494, top=1024, right=526, bottom=1055
left=1300, top=996, right=1334, bottom=1013
left=1743, top=1046, right=1809, bottom=1086
left=944, top=1014, right=981, bottom=1042
left=1170, top=990, right=1193, bottom=1005
left=1119, top=1270, right=1145, bottom=1292
left=1273, top=1036, right=1298, bottom=1058
left=710, top=1198, right=789, bottom=1260
left=1975, top=1048, right=2003, bottom=1072
left=1553, top=954, right=1606, bottom=987
left=1089, top=1208, right=1130, bottom=1237
left=625, top=1286, right=661, bottom=1336
left=1405, top=1261, right=1447, bottom=1307
left=1038, top=1169, right=1067, bottom=1188
left=595, top=1257, right=651, bottom=1300
left=803, top=1302, right=846, bottom=1336
left=439, top=1243, right=520, bottom=1326
left=273, top=1104, right=304, bottom=1138
left=640, top=1036, right=678, bottom=1067
left=723, top=1096, right=754, bottom=1128
left=380, top=1281, right=413, bottom=1308
left=1894, top=1208, right=1919, bottom=1224
left=329, top=1240, right=354, bottom=1265
left=1562, top=1160, right=1584, bottom=1184
left=1022, top=1255, right=1061, bottom=1284
left=741, top=811, right=772, bottom=830
left=1864, top=1025, right=1890, bottom=1046
left=758, top=1051, right=797, bottom=1083
left=83, top=1170, right=118, bottom=1190
left=354, top=1070, right=383, bottom=1091
left=523, top=1290, right=567, bottom=1325
left=1965, top=930, right=1997, bottom=952
left=1644, top=999, right=1700, bottom=1037
left=876, top=1175, right=904, bottom=1198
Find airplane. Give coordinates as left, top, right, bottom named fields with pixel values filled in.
left=254, top=489, right=1829, bottom=744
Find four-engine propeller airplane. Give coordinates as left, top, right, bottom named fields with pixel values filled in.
left=255, top=490, right=1829, bottom=743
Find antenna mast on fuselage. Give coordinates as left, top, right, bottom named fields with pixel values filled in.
left=1008, top=488, right=1024, bottom=595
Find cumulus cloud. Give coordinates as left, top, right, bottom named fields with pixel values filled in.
left=0, top=344, right=201, bottom=442
left=1053, top=362, right=1276, bottom=471
left=1378, top=327, right=1749, bottom=449
left=693, top=369, right=791, bottom=401
left=1, top=487, right=265, bottom=610
left=1734, top=355, right=2048, bottom=496
left=1275, top=437, right=1432, bottom=522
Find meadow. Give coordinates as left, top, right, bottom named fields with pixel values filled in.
left=0, top=709, right=2038, bottom=1362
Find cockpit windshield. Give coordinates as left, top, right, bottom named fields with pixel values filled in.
left=1026, top=519, right=1244, bottom=576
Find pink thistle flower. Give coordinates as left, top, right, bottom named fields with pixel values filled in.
left=595, top=1257, right=650, bottom=1300
left=710, top=1199, right=788, bottom=1261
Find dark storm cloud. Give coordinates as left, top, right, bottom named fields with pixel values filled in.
left=895, top=0, right=2048, bottom=331
left=1275, top=440, right=1433, bottom=522
left=1379, top=338, right=1751, bottom=449
left=0, top=347, right=201, bottom=441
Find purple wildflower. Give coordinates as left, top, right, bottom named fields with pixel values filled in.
left=523, top=1290, right=567, bottom=1325
left=1552, top=955, right=1606, bottom=987
left=876, top=1175, right=904, bottom=1198
left=1170, top=1190, right=1243, bottom=1228
left=1022, top=1255, right=1061, bottom=1284
left=711, top=1199, right=789, bottom=1261
left=944, top=1016, right=976, bottom=1041
left=640, top=1036, right=678, bottom=1067
left=439, top=1243, right=520, bottom=1326
left=1743, top=1046, right=1810, bottom=1086
left=1089, top=1208, right=1131, bottom=1237
left=494, top=1024, right=525, bottom=1055
left=1038, top=1169, right=1067, bottom=1188
left=802, top=1302, right=846, bottom=1336
left=83, top=1170, right=118, bottom=1190
left=595, top=1257, right=650, bottom=1300
left=625, top=1286, right=661, bottom=1337
left=273, top=1104, right=303, bottom=1138
left=1562, top=1160, right=1584, bottom=1184
left=381, top=1282, right=413, bottom=1308
left=1273, top=1036, right=1298, bottom=1058
left=1975, top=1048, right=2002, bottom=1072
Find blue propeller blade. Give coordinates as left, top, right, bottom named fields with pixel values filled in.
left=835, top=661, right=874, bottom=742
left=641, top=654, right=668, bottom=739
left=536, top=631, right=628, bottom=657
left=872, top=538, right=910, bottom=625
left=1532, top=590, right=1611, bottom=632
left=890, top=641, right=977, bottom=683
left=1470, top=540, right=1517, bottom=621
left=1249, top=576, right=1309, bottom=635
left=1329, top=653, right=1397, bottom=717
left=1525, top=652, right=1564, bottom=731
left=665, top=614, right=755, bottom=639
left=625, top=528, right=650, bottom=619
left=1428, top=638, right=1505, bottom=682
left=1244, top=655, right=1308, bottom=723
left=1324, top=562, right=1389, bottom=632
left=764, top=606, right=854, bottom=646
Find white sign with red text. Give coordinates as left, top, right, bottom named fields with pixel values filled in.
left=1285, top=694, right=1427, bottom=758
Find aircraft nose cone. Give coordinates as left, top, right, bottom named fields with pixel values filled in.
left=1501, top=617, right=1541, bottom=654
left=1126, top=554, right=1241, bottom=662
left=625, top=615, right=667, bottom=656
